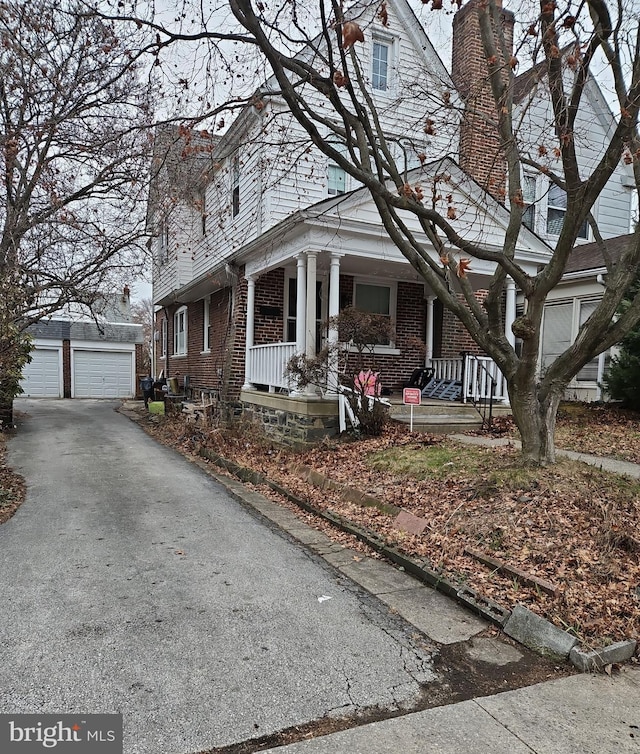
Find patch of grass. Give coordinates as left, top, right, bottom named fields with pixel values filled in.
left=366, top=441, right=486, bottom=480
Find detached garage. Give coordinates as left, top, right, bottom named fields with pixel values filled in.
left=21, top=312, right=143, bottom=400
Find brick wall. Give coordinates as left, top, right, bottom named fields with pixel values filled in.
left=339, top=277, right=427, bottom=392
left=440, top=291, right=488, bottom=358
left=62, top=340, right=71, bottom=398
left=452, top=0, right=514, bottom=201
left=255, top=268, right=285, bottom=344
left=155, top=290, right=235, bottom=398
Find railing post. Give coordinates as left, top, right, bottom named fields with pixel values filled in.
left=459, top=350, right=468, bottom=403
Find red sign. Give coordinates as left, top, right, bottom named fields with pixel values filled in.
left=403, top=387, right=422, bottom=405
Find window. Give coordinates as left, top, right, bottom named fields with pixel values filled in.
left=541, top=298, right=603, bottom=383
left=522, top=175, right=537, bottom=231
left=353, top=280, right=396, bottom=346
left=231, top=153, right=240, bottom=217
left=328, top=164, right=346, bottom=195
left=173, top=306, right=187, bottom=356
left=161, top=318, right=167, bottom=358
left=199, top=189, right=207, bottom=237
left=158, top=219, right=169, bottom=263
left=547, top=183, right=589, bottom=239
left=541, top=301, right=572, bottom=373
left=202, top=296, right=210, bottom=352
left=285, top=277, right=324, bottom=349
left=372, top=41, right=389, bottom=91
left=576, top=299, right=599, bottom=382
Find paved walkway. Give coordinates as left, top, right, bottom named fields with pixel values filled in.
left=452, top=433, right=640, bottom=478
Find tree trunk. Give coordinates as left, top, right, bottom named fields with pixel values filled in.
left=508, top=382, right=563, bottom=466
left=0, top=399, right=13, bottom=430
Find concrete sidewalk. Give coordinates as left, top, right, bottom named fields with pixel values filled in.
left=453, top=433, right=640, bottom=478
left=263, top=666, right=640, bottom=753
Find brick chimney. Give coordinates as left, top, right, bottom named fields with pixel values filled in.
left=451, top=0, right=514, bottom=202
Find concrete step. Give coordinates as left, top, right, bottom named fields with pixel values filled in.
left=393, top=414, right=484, bottom=434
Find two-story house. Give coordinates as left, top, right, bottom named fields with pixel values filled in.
left=149, top=0, right=634, bottom=440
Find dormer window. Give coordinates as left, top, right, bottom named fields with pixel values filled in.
left=328, top=164, right=346, bottom=195
left=372, top=40, right=389, bottom=91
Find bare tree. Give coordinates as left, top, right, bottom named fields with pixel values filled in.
left=118, top=0, right=640, bottom=464
left=131, top=297, right=155, bottom=373
left=0, top=0, right=153, bottom=422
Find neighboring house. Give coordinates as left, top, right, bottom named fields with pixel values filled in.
left=20, top=288, right=145, bottom=399
left=149, top=0, right=633, bottom=441
left=540, top=235, right=634, bottom=402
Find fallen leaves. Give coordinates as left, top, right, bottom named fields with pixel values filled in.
left=134, top=407, right=640, bottom=645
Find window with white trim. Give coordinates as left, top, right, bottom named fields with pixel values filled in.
left=353, top=280, right=396, bottom=346
left=541, top=297, right=602, bottom=382
left=161, top=318, right=167, bottom=358
left=173, top=306, right=187, bottom=356
left=522, top=174, right=537, bottom=231
left=372, top=40, right=390, bottom=91
left=158, top=219, right=169, bottom=263
left=231, top=153, right=240, bottom=217
left=203, top=296, right=210, bottom=352
left=328, top=164, right=346, bottom=195
left=547, top=183, right=589, bottom=239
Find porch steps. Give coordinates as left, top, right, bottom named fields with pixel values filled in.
left=389, top=399, right=511, bottom=435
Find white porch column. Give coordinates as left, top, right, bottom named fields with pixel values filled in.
left=242, top=275, right=257, bottom=390
left=425, top=295, right=435, bottom=366
left=327, top=252, right=343, bottom=395
left=503, top=277, right=517, bottom=404
left=305, top=251, right=317, bottom=358
left=505, top=278, right=516, bottom=349
left=295, top=254, right=306, bottom=354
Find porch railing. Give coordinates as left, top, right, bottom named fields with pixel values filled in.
left=430, top=355, right=505, bottom=402
left=247, top=342, right=297, bottom=391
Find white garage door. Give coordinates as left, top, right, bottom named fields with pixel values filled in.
left=73, top=350, right=133, bottom=398
left=20, top=348, right=62, bottom=397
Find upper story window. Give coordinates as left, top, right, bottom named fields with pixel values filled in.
left=231, top=153, right=240, bottom=217
left=199, top=188, right=207, bottom=237
left=173, top=306, right=187, bottom=356
left=547, top=182, right=589, bottom=239
left=158, top=218, right=169, bottom=264
left=522, top=175, right=537, bottom=231
left=372, top=40, right=390, bottom=91
left=328, top=164, right=346, bottom=195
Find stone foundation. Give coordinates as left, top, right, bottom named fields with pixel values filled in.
left=240, top=390, right=340, bottom=446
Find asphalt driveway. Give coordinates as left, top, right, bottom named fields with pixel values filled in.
left=1, top=399, right=438, bottom=753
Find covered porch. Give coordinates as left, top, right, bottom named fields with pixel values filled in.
left=241, top=246, right=516, bottom=404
